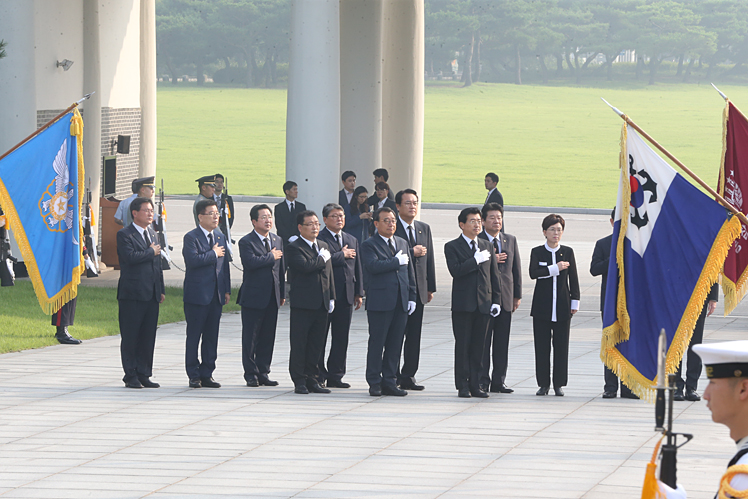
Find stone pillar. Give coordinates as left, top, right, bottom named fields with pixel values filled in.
left=82, top=0, right=102, bottom=223
left=139, top=0, right=157, bottom=179
left=381, top=0, right=424, bottom=198
left=286, top=0, right=340, bottom=215
left=339, top=0, right=383, bottom=186
left=0, top=1, right=37, bottom=154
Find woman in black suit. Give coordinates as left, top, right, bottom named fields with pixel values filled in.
left=529, top=214, right=580, bottom=396
left=343, top=186, right=372, bottom=243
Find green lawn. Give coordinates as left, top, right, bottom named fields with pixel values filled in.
left=157, top=82, right=748, bottom=208
left=0, top=281, right=241, bottom=354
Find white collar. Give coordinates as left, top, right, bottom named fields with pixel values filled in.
left=399, top=217, right=415, bottom=233
left=252, top=229, right=269, bottom=241
left=487, top=187, right=496, bottom=196
left=483, top=230, right=499, bottom=242
left=199, top=225, right=213, bottom=240
left=286, top=198, right=295, bottom=208
left=461, top=233, right=477, bottom=246
left=544, top=242, right=560, bottom=253
left=326, top=227, right=341, bottom=238
left=300, top=235, right=316, bottom=248
left=379, top=234, right=393, bottom=246
left=132, top=223, right=147, bottom=236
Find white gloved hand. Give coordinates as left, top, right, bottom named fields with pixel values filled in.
left=319, top=247, right=331, bottom=262
left=657, top=481, right=687, bottom=499
left=490, top=304, right=501, bottom=317
left=474, top=249, right=490, bottom=264
left=395, top=250, right=409, bottom=266
left=329, top=300, right=335, bottom=314
left=407, top=301, right=417, bottom=315
left=288, top=235, right=298, bottom=243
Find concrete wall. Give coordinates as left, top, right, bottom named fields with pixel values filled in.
left=98, top=0, right=141, bottom=109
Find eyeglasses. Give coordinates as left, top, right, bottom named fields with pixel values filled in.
left=545, top=227, right=563, bottom=233
left=401, top=201, right=418, bottom=207
left=302, top=222, right=321, bottom=227
left=140, top=209, right=154, bottom=214
left=465, top=219, right=482, bottom=226
left=201, top=211, right=220, bottom=217
left=256, top=215, right=272, bottom=221
left=327, top=214, right=345, bottom=219
left=378, top=219, right=397, bottom=225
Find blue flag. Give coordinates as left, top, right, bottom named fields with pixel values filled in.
left=601, top=124, right=740, bottom=400
left=0, top=109, right=85, bottom=314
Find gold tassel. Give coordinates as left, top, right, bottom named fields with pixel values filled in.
left=641, top=437, right=665, bottom=499
left=718, top=464, right=748, bottom=498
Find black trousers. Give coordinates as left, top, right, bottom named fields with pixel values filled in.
left=675, top=300, right=708, bottom=392
left=366, top=307, right=408, bottom=388
left=289, top=306, right=328, bottom=385
left=318, top=303, right=353, bottom=382
left=532, top=317, right=570, bottom=388
left=480, top=309, right=512, bottom=388
left=452, top=311, right=490, bottom=391
left=184, top=293, right=222, bottom=380
left=52, top=298, right=77, bottom=326
left=241, top=300, right=279, bottom=382
left=599, top=313, right=633, bottom=395
left=397, top=300, right=425, bottom=384
left=118, top=298, right=159, bottom=382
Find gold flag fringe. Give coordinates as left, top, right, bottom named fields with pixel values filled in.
left=0, top=109, right=86, bottom=315
left=718, top=464, right=748, bottom=499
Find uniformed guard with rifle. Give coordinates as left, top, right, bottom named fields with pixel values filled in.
left=0, top=205, right=16, bottom=287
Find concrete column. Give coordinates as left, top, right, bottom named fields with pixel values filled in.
left=0, top=1, right=37, bottom=154
left=82, top=0, right=102, bottom=221
left=339, top=0, right=382, bottom=184
left=381, top=0, right=424, bottom=198
left=286, top=0, right=340, bottom=215
left=139, top=0, right=157, bottom=179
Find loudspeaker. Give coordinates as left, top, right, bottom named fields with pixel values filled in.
left=116, top=135, right=130, bottom=155
left=103, top=156, right=117, bottom=196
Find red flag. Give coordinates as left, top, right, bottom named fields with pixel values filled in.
left=718, top=102, right=748, bottom=314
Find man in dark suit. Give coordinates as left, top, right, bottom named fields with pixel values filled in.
left=484, top=172, right=503, bottom=206
left=183, top=199, right=231, bottom=389
left=478, top=203, right=521, bottom=394
left=370, top=182, right=397, bottom=212
left=444, top=207, right=501, bottom=398
left=675, top=284, right=718, bottom=402
left=286, top=210, right=336, bottom=394
left=317, top=203, right=364, bottom=388
left=237, top=204, right=285, bottom=388
left=213, top=174, right=235, bottom=237
left=367, top=168, right=395, bottom=207
left=339, top=171, right=357, bottom=218
left=116, top=197, right=165, bottom=389
left=360, top=207, right=417, bottom=397
left=394, top=189, right=436, bottom=391
left=274, top=181, right=307, bottom=244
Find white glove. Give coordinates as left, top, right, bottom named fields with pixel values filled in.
left=474, top=249, right=490, bottom=264
left=490, top=304, right=501, bottom=317
left=288, top=235, right=298, bottom=243
left=395, top=250, right=409, bottom=266
left=407, top=301, right=416, bottom=315
left=657, top=481, right=687, bottom=499
left=319, top=247, right=331, bottom=262
left=329, top=300, right=335, bottom=314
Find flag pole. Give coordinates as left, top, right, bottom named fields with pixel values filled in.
left=601, top=98, right=748, bottom=227
left=0, top=93, right=93, bottom=164
left=711, top=84, right=748, bottom=124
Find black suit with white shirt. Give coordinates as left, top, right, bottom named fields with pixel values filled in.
left=529, top=243, right=580, bottom=389
left=274, top=199, right=306, bottom=244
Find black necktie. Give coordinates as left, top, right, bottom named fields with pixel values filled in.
left=143, top=230, right=151, bottom=246
left=471, top=240, right=477, bottom=253
left=493, top=239, right=500, bottom=255
left=388, top=239, right=396, bottom=256
left=336, top=234, right=342, bottom=249
left=407, top=225, right=416, bottom=247
left=264, top=237, right=271, bottom=253
left=314, top=242, right=319, bottom=254
left=208, top=233, right=213, bottom=247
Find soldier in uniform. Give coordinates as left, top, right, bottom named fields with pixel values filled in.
left=213, top=173, right=234, bottom=237
left=114, top=177, right=155, bottom=227
left=192, top=175, right=216, bottom=227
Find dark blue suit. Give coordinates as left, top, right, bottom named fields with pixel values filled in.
left=339, top=189, right=353, bottom=218
left=360, top=235, right=416, bottom=388
left=182, top=226, right=231, bottom=381
left=237, top=230, right=285, bottom=382
left=117, top=223, right=164, bottom=383
left=317, top=228, right=364, bottom=383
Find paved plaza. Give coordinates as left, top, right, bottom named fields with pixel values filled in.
left=1, top=201, right=746, bottom=498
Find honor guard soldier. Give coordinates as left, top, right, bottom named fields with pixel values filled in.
left=114, top=176, right=155, bottom=227
left=193, top=175, right=216, bottom=227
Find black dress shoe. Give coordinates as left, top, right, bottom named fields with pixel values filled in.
left=399, top=379, right=425, bottom=391
left=381, top=385, right=407, bottom=396
left=479, top=383, right=489, bottom=392
left=470, top=388, right=489, bottom=398
left=554, top=387, right=564, bottom=396
left=258, top=375, right=278, bottom=387
left=55, top=327, right=82, bottom=345
left=246, top=377, right=259, bottom=387
left=602, top=391, right=617, bottom=399
left=685, top=389, right=701, bottom=401
left=138, top=378, right=160, bottom=388
left=369, top=385, right=382, bottom=396
left=326, top=378, right=350, bottom=389
left=189, top=378, right=201, bottom=388
left=621, top=391, right=639, bottom=400
left=201, top=377, right=221, bottom=388
left=306, top=380, right=331, bottom=394
left=294, top=384, right=309, bottom=394
left=490, top=384, right=514, bottom=394
left=458, top=388, right=471, bottom=398
left=674, top=390, right=685, bottom=401
left=536, top=386, right=550, bottom=396
left=125, top=379, right=143, bottom=389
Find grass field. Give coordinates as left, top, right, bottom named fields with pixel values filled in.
left=0, top=281, right=241, bottom=354
left=157, top=82, right=748, bottom=208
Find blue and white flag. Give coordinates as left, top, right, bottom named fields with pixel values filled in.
left=0, top=109, right=85, bottom=314
left=601, top=124, right=740, bottom=400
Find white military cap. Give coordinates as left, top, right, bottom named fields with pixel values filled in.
left=693, top=340, right=748, bottom=379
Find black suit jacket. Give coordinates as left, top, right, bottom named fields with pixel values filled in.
left=371, top=198, right=397, bottom=213
left=274, top=200, right=307, bottom=243
left=360, top=235, right=416, bottom=312
left=286, top=238, right=335, bottom=310
left=367, top=189, right=394, bottom=209
left=590, top=234, right=612, bottom=312
left=318, top=228, right=364, bottom=306
left=478, top=230, right=521, bottom=312
left=444, top=236, right=501, bottom=314
left=395, top=219, right=436, bottom=305
left=236, top=231, right=285, bottom=309
left=182, top=227, right=231, bottom=306
left=529, top=244, right=580, bottom=321
left=339, top=189, right=353, bottom=217
left=485, top=188, right=504, bottom=207
left=116, top=224, right=164, bottom=301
